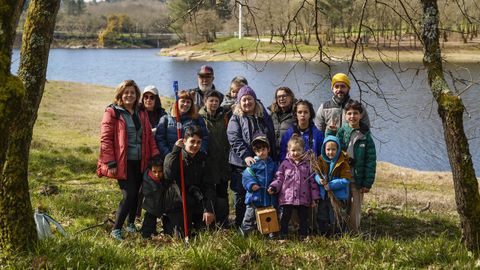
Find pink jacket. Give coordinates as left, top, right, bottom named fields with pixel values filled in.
left=97, top=106, right=159, bottom=180
left=269, top=155, right=320, bottom=207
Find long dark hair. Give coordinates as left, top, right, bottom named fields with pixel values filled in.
left=292, top=99, right=315, bottom=126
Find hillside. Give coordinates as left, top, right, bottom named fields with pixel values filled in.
left=8, top=81, right=478, bottom=268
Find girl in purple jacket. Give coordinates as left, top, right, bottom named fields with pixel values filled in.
left=268, top=134, right=320, bottom=238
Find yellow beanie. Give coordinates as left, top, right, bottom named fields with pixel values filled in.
left=331, top=73, right=350, bottom=89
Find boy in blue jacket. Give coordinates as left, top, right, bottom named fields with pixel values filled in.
left=314, top=135, right=353, bottom=236
left=240, top=133, right=278, bottom=236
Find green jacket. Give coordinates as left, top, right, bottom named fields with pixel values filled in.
left=328, top=124, right=377, bottom=189
left=199, top=107, right=231, bottom=184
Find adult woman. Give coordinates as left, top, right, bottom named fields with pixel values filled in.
left=227, top=85, right=276, bottom=228
left=279, top=99, right=324, bottom=161
left=138, top=85, right=166, bottom=134
left=97, top=80, right=159, bottom=240
left=268, top=87, right=296, bottom=158
left=155, top=90, right=208, bottom=157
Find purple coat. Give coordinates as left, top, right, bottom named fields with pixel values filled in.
left=269, top=155, right=320, bottom=207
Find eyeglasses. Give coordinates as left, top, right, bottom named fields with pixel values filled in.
left=143, top=95, right=156, bottom=101
left=276, top=94, right=290, bottom=100
left=199, top=74, right=213, bottom=79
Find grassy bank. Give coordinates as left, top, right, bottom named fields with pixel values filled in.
left=160, top=37, right=480, bottom=63
left=5, top=81, right=479, bottom=268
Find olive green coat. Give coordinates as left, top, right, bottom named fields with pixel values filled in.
left=199, top=107, right=231, bottom=184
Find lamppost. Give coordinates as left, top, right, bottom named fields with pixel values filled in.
left=238, top=0, right=242, bottom=39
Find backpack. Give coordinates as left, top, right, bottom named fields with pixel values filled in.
left=34, top=209, right=67, bottom=239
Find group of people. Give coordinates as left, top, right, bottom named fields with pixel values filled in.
left=97, top=66, right=377, bottom=241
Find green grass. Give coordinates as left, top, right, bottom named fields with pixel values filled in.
left=5, top=81, right=478, bottom=268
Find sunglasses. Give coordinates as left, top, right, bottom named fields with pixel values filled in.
left=199, top=74, right=213, bottom=79
left=143, top=95, right=156, bottom=101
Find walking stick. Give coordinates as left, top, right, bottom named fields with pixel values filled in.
left=173, top=81, right=189, bottom=244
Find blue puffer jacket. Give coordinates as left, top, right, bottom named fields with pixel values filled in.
left=242, top=157, right=277, bottom=207
left=155, top=113, right=208, bottom=157
left=279, top=124, right=324, bottom=161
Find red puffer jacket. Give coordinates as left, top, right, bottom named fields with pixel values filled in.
left=97, top=106, right=159, bottom=180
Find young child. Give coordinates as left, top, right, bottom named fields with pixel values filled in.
left=163, top=125, right=216, bottom=235
left=268, top=134, right=320, bottom=238
left=140, top=158, right=183, bottom=239
left=240, top=133, right=278, bottom=236
left=333, top=99, right=376, bottom=233
left=314, top=135, right=352, bottom=236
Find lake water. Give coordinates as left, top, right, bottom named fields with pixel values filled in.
left=10, top=48, right=480, bottom=174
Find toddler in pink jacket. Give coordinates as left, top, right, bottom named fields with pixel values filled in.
left=268, top=134, right=320, bottom=238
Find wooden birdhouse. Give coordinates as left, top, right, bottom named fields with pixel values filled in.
left=255, top=207, right=279, bottom=234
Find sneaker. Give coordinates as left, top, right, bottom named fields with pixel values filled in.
left=126, top=223, right=137, bottom=233
left=110, top=229, right=123, bottom=240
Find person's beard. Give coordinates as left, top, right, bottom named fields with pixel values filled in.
left=199, top=83, right=213, bottom=92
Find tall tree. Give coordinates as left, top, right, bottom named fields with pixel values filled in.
left=419, top=0, right=480, bottom=253
left=0, top=0, right=61, bottom=257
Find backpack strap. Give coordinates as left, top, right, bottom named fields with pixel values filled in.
left=107, top=104, right=121, bottom=119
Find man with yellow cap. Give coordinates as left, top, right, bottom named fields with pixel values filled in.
left=314, top=73, right=370, bottom=134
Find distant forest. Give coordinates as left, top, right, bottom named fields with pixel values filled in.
left=17, top=0, right=480, bottom=47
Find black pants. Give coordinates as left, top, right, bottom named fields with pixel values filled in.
left=317, top=197, right=348, bottom=236
left=161, top=197, right=206, bottom=237
left=141, top=211, right=183, bottom=238
left=215, top=181, right=230, bottom=227
left=280, top=205, right=309, bottom=237
left=230, top=165, right=246, bottom=228
left=114, top=160, right=142, bottom=230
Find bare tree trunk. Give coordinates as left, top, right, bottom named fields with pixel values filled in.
left=420, top=0, right=480, bottom=253
left=1, top=0, right=61, bottom=258
left=0, top=0, right=27, bottom=255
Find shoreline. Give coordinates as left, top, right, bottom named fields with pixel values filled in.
left=159, top=42, right=480, bottom=63
left=43, top=80, right=474, bottom=178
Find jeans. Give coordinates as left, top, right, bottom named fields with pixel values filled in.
left=240, top=204, right=257, bottom=234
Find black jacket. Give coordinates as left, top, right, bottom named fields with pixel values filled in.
left=164, top=145, right=216, bottom=213
left=142, top=171, right=182, bottom=217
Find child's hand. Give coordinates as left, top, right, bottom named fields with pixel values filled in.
left=203, top=212, right=215, bottom=225
left=108, top=167, right=117, bottom=176
left=251, top=184, right=260, bottom=191
left=267, top=187, right=275, bottom=195
left=174, top=139, right=184, bottom=148
left=361, top=187, right=370, bottom=193
left=311, top=200, right=318, bottom=207
left=245, top=156, right=256, bottom=167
